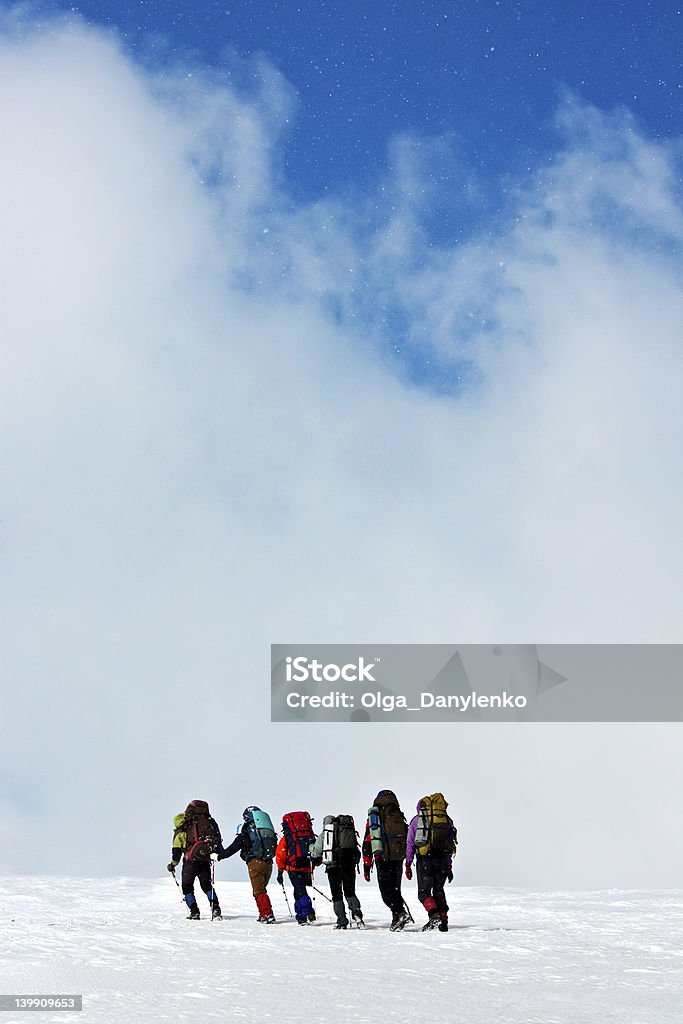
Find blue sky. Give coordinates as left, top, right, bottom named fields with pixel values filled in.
left=48, top=0, right=681, bottom=202
left=32, top=1, right=680, bottom=393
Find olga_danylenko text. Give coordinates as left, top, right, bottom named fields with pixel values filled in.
left=283, top=656, right=528, bottom=713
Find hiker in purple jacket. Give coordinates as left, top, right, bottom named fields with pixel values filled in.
left=405, top=793, right=457, bottom=932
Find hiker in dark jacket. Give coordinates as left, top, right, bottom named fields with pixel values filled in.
left=405, top=793, right=458, bottom=932
left=167, top=800, right=225, bottom=920
left=362, top=789, right=410, bottom=931
left=310, top=814, right=364, bottom=929
left=218, top=806, right=276, bottom=923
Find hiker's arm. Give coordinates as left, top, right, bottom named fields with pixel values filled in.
left=275, top=836, right=287, bottom=872
left=405, top=816, right=417, bottom=867
left=218, top=832, right=244, bottom=860
left=170, top=827, right=185, bottom=865
left=361, top=820, right=373, bottom=875
left=308, top=832, right=324, bottom=861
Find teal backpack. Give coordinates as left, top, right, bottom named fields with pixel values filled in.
left=242, top=806, right=277, bottom=861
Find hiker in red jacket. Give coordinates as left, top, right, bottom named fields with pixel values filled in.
left=275, top=811, right=317, bottom=925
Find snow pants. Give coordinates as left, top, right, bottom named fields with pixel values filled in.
left=181, top=858, right=217, bottom=909
left=288, top=870, right=313, bottom=922
left=247, top=858, right=272, bottom=896
left=416, top=855, right=449, bottom=917
left=376, top=860, right=404, bottom=915
left=247, top=858, right=274, bottom=919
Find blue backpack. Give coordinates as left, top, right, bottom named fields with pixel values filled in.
left=242, top=806, right=277, bottom=861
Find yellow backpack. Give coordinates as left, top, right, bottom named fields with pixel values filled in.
left=415, top=793, right=456, bottom=856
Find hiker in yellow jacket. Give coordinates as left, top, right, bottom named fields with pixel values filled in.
left=167, top=800, right=225, bottom=920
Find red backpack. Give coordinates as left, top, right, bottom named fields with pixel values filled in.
left=282, top=811, right=315, bottom=869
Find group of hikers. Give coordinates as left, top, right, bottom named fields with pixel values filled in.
left=167, top=789, right=458, bottom=932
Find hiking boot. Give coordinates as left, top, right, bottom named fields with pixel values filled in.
left=351, top=909, right=365, bottom=927
left=187, top=907, right=200, bottom=920
left=307, top=912, right=316, bottom=923
left=297, top=918, right=309, bottom=926
left=422, top=916, right=439, bottom=931
left=211, top=904, right=222, bottom=920
left=390, top=909, right=410, bottom=932
left=258, top=914, right=276, bottom=923
left=438, top=920, right=449, bottom=932
left=333, top=900, right=349, bottom=930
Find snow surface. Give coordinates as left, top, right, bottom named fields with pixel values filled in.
left=1, top=878, right=681, bottom=1023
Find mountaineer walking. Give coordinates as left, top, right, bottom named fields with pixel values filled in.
left=219, top=806, right=277, bottom=923
left=362, top=790, right=410, bottom=931
left=310, top=814, right=364, bottom=928
left=405, top=792, right=458, bottom=931
left=167, top=799, right=225, bottom=920
left=275, top=810, right=317, bottom=925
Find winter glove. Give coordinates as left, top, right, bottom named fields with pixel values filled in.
left=277, top=871, right=284, bottom=885
left=167, top=862, right=177, bottom=873
left=210, top=852, right=219, bottom=861
left=405, top=864, right=413, bottom=880
left=363, top=867, right=371, bottom=882
left=447, top=870, right=453, bottom=884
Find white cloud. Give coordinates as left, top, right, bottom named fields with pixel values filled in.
left=0, top=13, right=681, bottom=885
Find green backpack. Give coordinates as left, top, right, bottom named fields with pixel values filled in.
left=368, top=791, right=407, bottom=861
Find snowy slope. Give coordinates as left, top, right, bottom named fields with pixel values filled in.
left=1, top=878, right=681, bottom=1024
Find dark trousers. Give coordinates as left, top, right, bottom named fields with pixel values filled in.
left=416, top=856, right=449, bottom=915
left=376, top=859, right=403, bottom=915
left=289, top=870, right=313, bottom=921
left=328, top=858, right=358, bottom=903
left=328, top=854, right=362, bottom=922
left=181, top=858, right=217, bottom=907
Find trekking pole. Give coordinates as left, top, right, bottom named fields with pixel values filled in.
left=402, top=897, right=415, bottom=923
left=311, top=884, right=333, bottom=904
left=279, top=879, right=293, bottom=918
left=170, top=867, right=184, bottom=903
left=282, top=887, right=293, bottom=918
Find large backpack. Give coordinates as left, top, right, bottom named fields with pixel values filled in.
left=322, top=814, right=360, bottom=867
left=368, top=791, right=407, bottom=861
left=183, top=799, right=216, bottom=861
left=414, top=793, right=457, bottom=857
left=282, top=811, right=315, bottom=870
left=242, top=806, right=277, bottom=862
